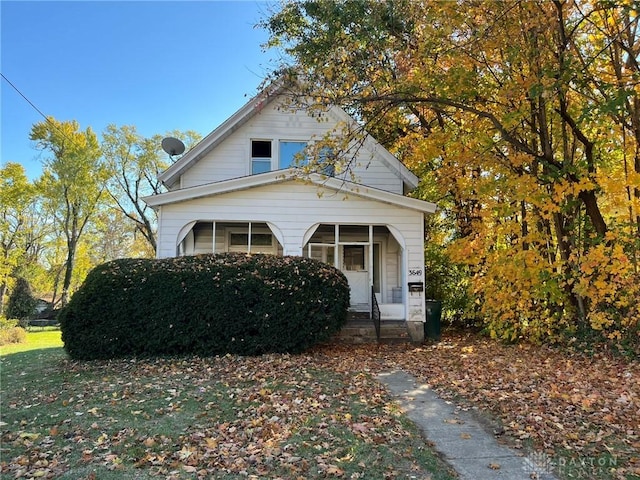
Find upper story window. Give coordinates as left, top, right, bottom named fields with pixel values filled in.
left=279, top=141, right=307, bottom=169
left=251, top=139, right=335, bottom=176
left=251, top=140, right=272, bottom=174
left=318, top=146, right=336, bottom=177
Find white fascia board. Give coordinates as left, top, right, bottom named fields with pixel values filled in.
left=310, top=174, right=436, bottom=214
left=143, top=170, right=290, bottom=207
left=143, top=170, right=437, bottom=215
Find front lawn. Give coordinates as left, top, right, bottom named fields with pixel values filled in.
left=0, top=343, right=455, bottom=479
left=4, top=330, right=635, bottom=479
left=0, top=328, right=63, bottom=355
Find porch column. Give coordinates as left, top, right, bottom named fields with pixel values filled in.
left=368, top=225, right=373, bottom=290
left=212, top=221, right=216, bottom=253
left=334, top=224, right=339, bottom=266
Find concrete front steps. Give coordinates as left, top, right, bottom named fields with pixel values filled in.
left=333, top=317, right=411, bottom=344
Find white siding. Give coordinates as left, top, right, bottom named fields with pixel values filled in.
left=385, top=239, right=401, bottom=303
left=158, top=181, right=423, bottom=258
left=180, top=100, right=403, bottom=193
left=193, top=223, right=213, bottom=254
left=156, top=179, right=426, bottom=322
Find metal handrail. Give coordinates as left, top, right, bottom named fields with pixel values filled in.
left=371, top=286, right=381, bottom=341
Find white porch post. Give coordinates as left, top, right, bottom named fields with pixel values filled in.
left=212, top=221, right=216, bottom=253
left=334, top=224, right=339, bottom=266
left=368, top=225, right=373, bottom=290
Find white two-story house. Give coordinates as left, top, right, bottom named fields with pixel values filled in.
left=143, top=85, right=437, bottom=342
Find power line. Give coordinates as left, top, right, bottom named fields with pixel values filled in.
left=1, top=72, right=51, bottom=124
left=1, top=72, right=87, bottom=152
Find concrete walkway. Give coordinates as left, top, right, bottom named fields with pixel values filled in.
left=377, top=370, right=557, bottom=480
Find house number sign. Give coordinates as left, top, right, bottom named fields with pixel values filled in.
left=408, top=268, right=423, bottom=279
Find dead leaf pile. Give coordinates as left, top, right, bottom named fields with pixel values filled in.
left=2, top=332, right=637, bottom=478
left=1, top=352, right=445, bottom=479
left=309, top=333, right=639, bottom=479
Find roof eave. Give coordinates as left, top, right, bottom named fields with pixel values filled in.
left=158, top=85, right=283, bottom=187
left=144, top=170, right=437, bottom=214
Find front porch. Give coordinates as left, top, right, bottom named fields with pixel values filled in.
left=175, top=220, right=426, bottom=343
left=179, top=221, right=409, bottom=311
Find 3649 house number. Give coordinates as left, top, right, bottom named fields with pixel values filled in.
left=408, top=269, right=423, bottom=277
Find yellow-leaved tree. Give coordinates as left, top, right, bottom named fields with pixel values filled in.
left=264, top=0, right=639, bottom=345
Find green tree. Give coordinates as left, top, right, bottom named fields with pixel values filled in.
left=0, top=163, right=36, bottom=313
left=31, top=117, right=107, bottom=306
left=6, top=276, right=36, bottom=322
left=102, top=125, right=201, bottom=255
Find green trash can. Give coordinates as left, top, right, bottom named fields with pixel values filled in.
left=425, top=299, right=442, bottom=340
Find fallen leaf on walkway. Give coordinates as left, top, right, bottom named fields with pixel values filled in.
left=460, top=432, right=472, bottom=439
left=444, top=418, right=463, bottom=424
left=488, top=462, right=501, bottom=469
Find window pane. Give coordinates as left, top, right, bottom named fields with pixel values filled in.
left=339, top=225, right=369, bottom=242
left=279, top=141, right=307, bottom=169
left=230, top=233, right=248, bottom=246
left=326, top=246, right=335, bottom=266
left=230, top=233, right=273, bottom=247
left=252, top=140, right=271, bottom=158
left=252, top=160, right=271, bottom=174
left=344, top=245, right=365, bottom=271
left=318, top=147, right=335, bottom=176
left=251, top=233, right=272, bottom=246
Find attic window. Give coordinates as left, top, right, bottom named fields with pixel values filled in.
left=251, top=140, right=272, bottom=174
left=279, top=141, right=307, bottom=169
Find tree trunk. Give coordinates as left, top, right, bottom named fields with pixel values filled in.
left=578, top=190, right=608, bottom=238
left=0, top=282, right=6, bottom=315
left=552, top=211, right=587, bottom=322
left=61, top=237, right=77, bottom=307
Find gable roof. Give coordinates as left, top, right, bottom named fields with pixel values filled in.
left=158, top=84, right=419, bottom=190
left=144, top=170, right=437, bottom=214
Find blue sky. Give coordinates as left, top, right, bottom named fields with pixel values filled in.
left=1, top=0, right=280, bottom=179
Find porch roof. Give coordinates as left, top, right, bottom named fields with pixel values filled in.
left=143, top=170, right=437, bottom=214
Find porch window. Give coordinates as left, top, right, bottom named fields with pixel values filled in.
left=251, top=140, right=272, bottom=174
left=304, top=224, right=402, bottom=305
left=229, top=231, right=274, bottom=253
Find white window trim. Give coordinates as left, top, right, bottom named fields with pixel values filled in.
left=250, top=138, right=312, bottom=174
left=250, top=139, right=273, bottom=175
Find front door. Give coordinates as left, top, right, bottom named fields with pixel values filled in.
left=342, top=245, right=369, bottom=310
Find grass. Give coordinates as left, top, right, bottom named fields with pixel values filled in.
left=0, top=339, right=456, bottom=479
left=0, top=328, right=63, bottom=355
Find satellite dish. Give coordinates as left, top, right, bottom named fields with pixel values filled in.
left=161, top=137, right=186, bottom=157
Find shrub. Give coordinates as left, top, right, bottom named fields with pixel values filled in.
left=6, top=277, right=37, bottom=323
left=59, top=253, right=350, bottom=360
left=0, top=317, right=27, bottom=346
left=423, top=243, right=475, bottom=329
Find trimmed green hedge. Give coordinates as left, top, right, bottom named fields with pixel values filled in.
left=59, top=253, right=350, bottom=360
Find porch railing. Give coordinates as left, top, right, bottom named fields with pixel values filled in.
left=371, top=286, right=381, bottom=341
